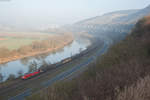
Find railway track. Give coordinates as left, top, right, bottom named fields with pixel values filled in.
left=0, top=38, right=105, bottom=100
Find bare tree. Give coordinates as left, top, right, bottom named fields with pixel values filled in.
left=0, top=73, right=3, bottom=82
left=18, top=70, right=23, bottom=76
left=7, top=74, right=15, bottom=80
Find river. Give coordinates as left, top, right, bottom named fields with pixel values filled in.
left=0, top=39, right=91, bottom=82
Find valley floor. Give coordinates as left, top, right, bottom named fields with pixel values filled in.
left=0, top=39, right=73, bottom=64
left=0, top=33, right=73, bottom=64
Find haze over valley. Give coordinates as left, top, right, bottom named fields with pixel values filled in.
left=0, top=0, right=149, bottom=32
left=0, top=0, right=150, bottom=100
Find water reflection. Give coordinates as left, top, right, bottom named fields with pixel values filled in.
left=0, top=63, right=7, bottom=68
left=28, top=61, right=38, bottom=73
left=0, top=40, right=90, bottom=82
left=7, top=74, right=16, bottom=81
left=20, top=58, right=31, bottom=66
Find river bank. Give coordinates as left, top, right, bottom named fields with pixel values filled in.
left=0, top=38, right=73, bottom=64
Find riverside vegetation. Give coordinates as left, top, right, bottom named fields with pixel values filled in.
left=27, top=15, right=150, bottom=100
left=0, top=32, right=73, bottom=64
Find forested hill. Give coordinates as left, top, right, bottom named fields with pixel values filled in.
left=28, top=16, right=150, bottom=100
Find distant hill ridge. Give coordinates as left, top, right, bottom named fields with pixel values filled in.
left=75, top=5, right=150, bottom=25
left=68, top=5, right=150, bottom=43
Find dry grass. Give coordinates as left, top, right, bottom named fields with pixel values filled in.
left=117, top=76, right=150, bottom=100
left=144, top=15, right=150, bottom=25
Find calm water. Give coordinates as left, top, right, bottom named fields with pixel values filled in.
left=0, top=39, right=90, bottom=82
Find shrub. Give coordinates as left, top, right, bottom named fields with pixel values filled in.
left=117, top=76, right=150, bottom=100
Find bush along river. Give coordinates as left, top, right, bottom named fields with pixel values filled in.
left=0, top=39, right=91, bottom=82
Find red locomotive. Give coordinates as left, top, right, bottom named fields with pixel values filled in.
left=21, top=69, right=43, bottom=80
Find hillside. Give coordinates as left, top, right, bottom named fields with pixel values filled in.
left=75, top=5, right=150, bottom=25
left=27, top=16, right=150, bottom=100
left=75, top=10, right=139, bottom=25
left=68, top=5, right=150, bottom=43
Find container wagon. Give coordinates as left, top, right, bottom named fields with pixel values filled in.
left=62, top=58, right=71, bottom=64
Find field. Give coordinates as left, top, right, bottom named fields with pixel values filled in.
left=0, top=31, right=73, bottom=64
left=0, top=37, right=36, bottom=50
left=0, top=32, right=54, bottom=50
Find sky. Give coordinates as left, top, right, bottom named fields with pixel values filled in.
left=0, top=0, right=150, bottom=30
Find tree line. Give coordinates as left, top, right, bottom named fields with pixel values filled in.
left=0, top=33, right=73, bottom=60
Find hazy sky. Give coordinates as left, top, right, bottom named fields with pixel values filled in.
left=0, top=0, right=150, bottom=30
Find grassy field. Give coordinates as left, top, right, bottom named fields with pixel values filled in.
left=0, top=32, right=54, bottom=50
left=0, top=37, right=37, bottom=50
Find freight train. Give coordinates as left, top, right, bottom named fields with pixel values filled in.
left=21, top=59, right=72, bottom=80
left=21, top=39, right=102, bottom=80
